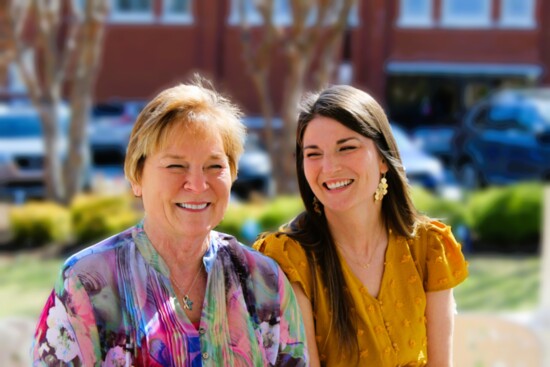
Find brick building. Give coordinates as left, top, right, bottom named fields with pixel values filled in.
left=2, top=0, right=550, bottom=128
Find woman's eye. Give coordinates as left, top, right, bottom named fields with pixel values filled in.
left=208, top=164, right=223, bottom=169
left=340, top=145, right=357, bottom=151
left=167, top=164, right=184, bottom=169
left=305, top=152, right=321, bottom=158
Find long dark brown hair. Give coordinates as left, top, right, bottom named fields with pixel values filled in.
left=280, top=85, right=428, bottom=357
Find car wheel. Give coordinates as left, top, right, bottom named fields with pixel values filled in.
left=458, top=161, right=482, bottom=191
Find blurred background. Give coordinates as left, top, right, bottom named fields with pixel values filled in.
left=0, top=0, right=549, bottom=365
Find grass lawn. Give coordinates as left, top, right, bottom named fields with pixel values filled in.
left=0, top=252, right=542, bottom=319
left=0, top=254, right=62, bottom=319
left=455, top=254, right=540, bottom=311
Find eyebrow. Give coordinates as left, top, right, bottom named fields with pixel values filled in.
left=303, top=137, right=360, bottom=150
left=160, top=153, right=227, bottom=160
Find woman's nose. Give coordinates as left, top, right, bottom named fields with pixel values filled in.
left=183, top=168, right=208, bottom=192
left=322, top=154, right=340, bottom=173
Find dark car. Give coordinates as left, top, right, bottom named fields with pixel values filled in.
left=451, top=88, right=550, bottom=189
left=232, top=133, right=274, bottom=200
left=89, top=101, right=145, bottom=178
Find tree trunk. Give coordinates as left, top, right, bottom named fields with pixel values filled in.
left=39, top=102, right=66, bottom=202
left=64, top=0, right=108, bottom=204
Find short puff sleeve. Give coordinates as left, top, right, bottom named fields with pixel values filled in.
left=412, top=221, right=469, bottom=292
left=253, top=234, right=313, bottom=299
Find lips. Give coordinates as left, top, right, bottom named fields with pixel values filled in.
left=324, top=179, right=353, bottom=190
left=176, top=202, right=210, bottom=210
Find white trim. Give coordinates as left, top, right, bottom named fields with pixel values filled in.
left=397, top=0, right=434, bottom=28
left=440, top=0, right=492, bottom=29
left=386, top=61, right=542, bottom=79
left=498, top=0, right=536, bottom=29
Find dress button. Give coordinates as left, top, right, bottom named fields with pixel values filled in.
left=202, top=352, right=209, bottom=359
left=198, top=327, right=206, bottom=335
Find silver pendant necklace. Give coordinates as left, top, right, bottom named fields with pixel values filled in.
left=171, top=263, right=204, bottom=311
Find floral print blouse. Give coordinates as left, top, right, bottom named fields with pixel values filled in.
left=32, top=222, right=308, bottom=366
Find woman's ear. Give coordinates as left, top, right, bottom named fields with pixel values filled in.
left=379, top=157, right=389, bottom=174
left=131, top=181, right=142, bottom=197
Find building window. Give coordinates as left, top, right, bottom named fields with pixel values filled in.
left=441, top=0, right=491, bottom=28
left=162, top=0, right=193, bottom=24
left=228, top=0, right=291, bottom=26
left=499, top=0, right=535, bottom=28
left=398, top=0, right=433, bottom=28
left=228, top=0, right=357, bottom=26
left=111, top=0, right=154, bottom=23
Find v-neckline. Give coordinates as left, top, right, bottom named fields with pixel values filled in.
left=337, top=230, right=393, bottom=301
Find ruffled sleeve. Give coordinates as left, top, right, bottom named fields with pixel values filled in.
left=253, top=234, right=313, bottom=299
left=412, top=221, right=469, bottom=292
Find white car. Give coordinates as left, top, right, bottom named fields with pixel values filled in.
left=0, top=103, right=87, bottom=201
left=391, top=124, right=445, bottom=192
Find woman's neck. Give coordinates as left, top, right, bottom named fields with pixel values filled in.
left=143, top=220, right=209, bottom=275
left=325, top=208, right=386, bottom=254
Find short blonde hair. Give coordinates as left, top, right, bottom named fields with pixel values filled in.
left=124, top=78, right=246, bottom=185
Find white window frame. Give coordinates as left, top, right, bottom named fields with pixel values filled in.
left=110, top=0, right=154, bottom=24
left=397, top=0, right=433, bottom=28
left=499, top=0, right=536, bottom=29
left=440, top=0, right=492, bottom=28
left=161, top=0, right=194, bottom=24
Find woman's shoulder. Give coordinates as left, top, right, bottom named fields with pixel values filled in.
left=414, top=219, right=454, bottom=238
left=63, top=227, right=134, bottom=272
left=253, top=232, right=307, bottom=264
left=407, top=220, right=469, bottom=291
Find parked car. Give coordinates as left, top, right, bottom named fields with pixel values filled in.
left=89, top=101, right=145, bottom=178
left=89, top=120, right=132, bottom=179
left=451, top=88, right=550, bottom=190
left=91, top=100, right=146, bottom=126
left=0, top=103, right=90, bottom=201
left=232, top=133, right=274, bottom=200
left=412, top=125, right=456, bottom=166
left=392, top=124, right=445, bottom=192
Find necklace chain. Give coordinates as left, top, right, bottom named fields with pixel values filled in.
left=336, top=239, right=383, bottom=270
left=171, top=263, right=203, bottom=311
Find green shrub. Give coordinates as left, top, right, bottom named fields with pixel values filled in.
left=411, top=186, right=466, bottom=230
left=465, top=182, right=542, bottom=251
left=215, top=202, right=255, bottom=242
left=70, top=194, right=141, bottom=245
left=257, top=196, right=304, bottom=232
left=9, top=202, right=72, bottom=247
left=216, top=196, right=303, bottom=244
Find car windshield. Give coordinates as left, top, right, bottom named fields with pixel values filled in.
left=0, top=115, right=43, bottom=137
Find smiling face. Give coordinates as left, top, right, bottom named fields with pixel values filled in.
left=302, top=116, right=388, bottom=216
left=131, top=122, right=232, bottom=244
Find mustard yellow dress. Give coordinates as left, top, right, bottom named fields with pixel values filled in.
left=253, top=220, right=468, bottom=366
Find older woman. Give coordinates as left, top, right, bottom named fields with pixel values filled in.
left=32, top=79, right=308, bottom=366
left=254, top=85, right=468, bottom=366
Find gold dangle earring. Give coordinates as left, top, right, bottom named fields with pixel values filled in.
left=313, top=196, right=322, bottom=215
left=374, top=173, right=388, bottom=201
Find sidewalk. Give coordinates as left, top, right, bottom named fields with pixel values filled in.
left=0, top=317, right=34, bottom=366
